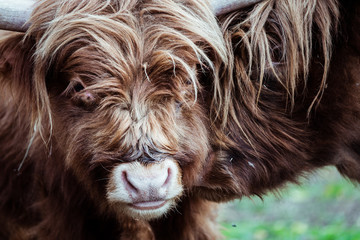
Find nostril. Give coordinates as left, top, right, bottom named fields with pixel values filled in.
left=122, top=171, right=138, bottom=194
left=162, top=167, right=172, bottom=188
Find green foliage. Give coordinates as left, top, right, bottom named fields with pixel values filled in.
left=219, top=167, right=360, bottom=240
left=222, top=221, right=360, bottom=240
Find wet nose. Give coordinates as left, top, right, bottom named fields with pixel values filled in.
left=107, top=159, right=182, bottom=203
left=122, top=165, right=171, bottom=200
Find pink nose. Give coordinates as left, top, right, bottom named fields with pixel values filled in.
left=107, top=160, right=182, bottom=205
left=121, top=166, right=171, bottom=201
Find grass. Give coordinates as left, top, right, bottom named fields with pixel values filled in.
left=218, top=167, right=360, bottom=240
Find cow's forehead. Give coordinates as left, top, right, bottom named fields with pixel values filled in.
left=32, top=0, right=222, bottom=86
left=43, top=20, right=201, bottom=100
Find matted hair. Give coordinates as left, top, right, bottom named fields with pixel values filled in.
left=215, top=0, right=339, bottom=127
left=2, top=0, right=359, bottom=239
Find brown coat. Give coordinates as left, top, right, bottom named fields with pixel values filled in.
left=0, top=0, right=359, bottom=239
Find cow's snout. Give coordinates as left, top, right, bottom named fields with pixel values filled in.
left=107, top=159, right=183, bottom=220
left=121, top=162, right=172, bottom=202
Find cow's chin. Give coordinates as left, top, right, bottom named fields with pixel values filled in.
left=106, top=159, right=183, bottom=220
left=110, top=198, right=177, bottom=220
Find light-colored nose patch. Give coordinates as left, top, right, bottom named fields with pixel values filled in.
left=107, top=159, right=183, bottom=220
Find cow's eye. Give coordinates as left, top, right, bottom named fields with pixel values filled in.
left=66, top=81, right=98, bottom=110
left=175, top=100, right=183, bottom=111
left=73, top=82, right=85, bottom=92
left=185, top=79, right=192, bottom=85
left=71, top=90, right=98, bottom=110
left=61, top=78, right=86, bottom=96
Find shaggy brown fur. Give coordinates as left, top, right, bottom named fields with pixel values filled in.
left=195, top=0, right=360, bottom=201
left=0, top=0, right=359, bottom=239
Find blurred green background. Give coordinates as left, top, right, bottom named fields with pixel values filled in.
left=218, top=167, right=360, bottom=240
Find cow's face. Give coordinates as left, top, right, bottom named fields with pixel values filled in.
left=50, top=58, right=210, bottom=220
left=33, top=0, right=224, bottom=220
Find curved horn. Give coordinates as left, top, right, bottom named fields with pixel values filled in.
left=209, top=0, right=263, bottom=15
left=0, top=0, right=35, bottom=32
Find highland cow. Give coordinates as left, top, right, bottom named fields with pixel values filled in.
left=0, top=0, right=359, bottom=239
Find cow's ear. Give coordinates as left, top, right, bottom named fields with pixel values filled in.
left=0, top=33, right=35, bottom=102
